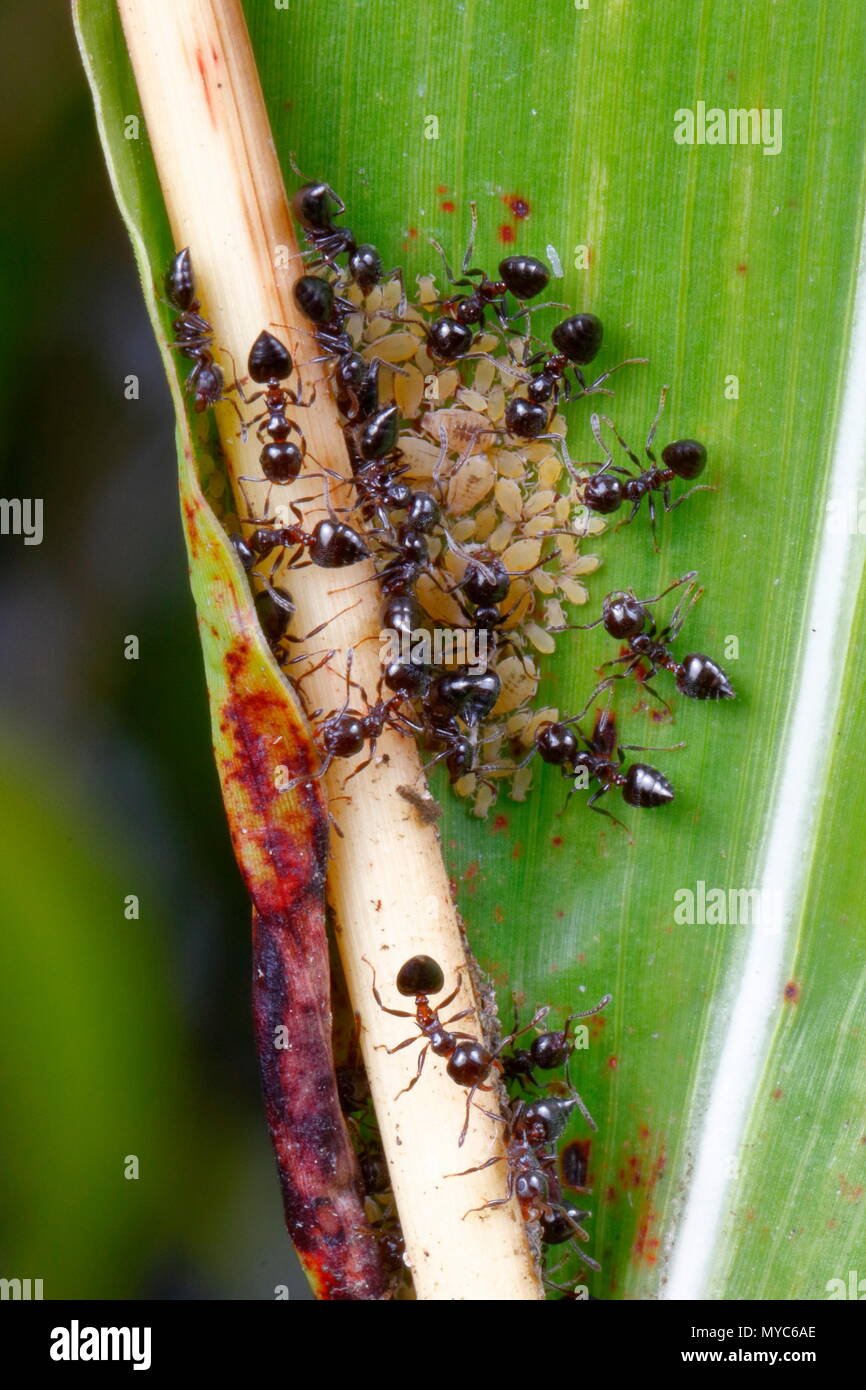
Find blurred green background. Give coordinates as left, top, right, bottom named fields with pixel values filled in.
left=0, top=5, right=311, bottom=1298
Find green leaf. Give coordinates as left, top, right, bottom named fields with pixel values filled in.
left=78, top=0, right=866, bottom=1298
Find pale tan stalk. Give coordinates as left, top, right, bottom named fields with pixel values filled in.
left=115, top=0, right=542, bottom=1300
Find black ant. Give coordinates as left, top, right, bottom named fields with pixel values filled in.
left=165, top=248, right=243, bottom=420
left=450, top=1095, right=600, bottom=1270
left=293, top=650, right=421, bottom=787
left=367, top=954, right=547, bottom=1145
left=237, top=331, right=315, bottom=490
left=244, top=501, right=370, bottom=572
left=291, top=180, right=356, bottom=263
left=571, top=573, right=736, bottom=706
left=578, top=387, right=712, bottom=547
left=484, top=704, right=681, bottom=833
left=291, top=172, right=404, bottom=302
left=503, top=993, right=612, bottom=1101
left=426, top=204, right=551, bottom=361
left=423, top=666, right=502, bottom=731
left=449, top=548, right=555, bottom=608
left=499, top=314, right=647, bottom=440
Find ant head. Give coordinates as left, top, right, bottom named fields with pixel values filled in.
left=541, top=1205, right=591, bottom=1246
left=358, top=404, right=400, bottom=461
left=348, top=243, right=383, bottom=294
left=406, top=491, right=441, bottom=534
left=248, top=331, right=292, bottom=383
left=230, top=534, right=257, bottom=572
left=293, top=274, right=335, bottom=326
left=520, top=1096, right=576, bottom=1143
left=433, top=668, right=501, bottom=726
left=515, top=1171, right=550, bottom=1204
left=462, top=555, right=510, bottom=605
left=446, top=735, right=474, bottom=781
left=498, top=254, right=550, bottom=299
left=427, top=316, right=474, bottom=362
left=583, top=473, right=623, bottom=515
left=166, top=247, right=196, bottom=311
left=505, top=396, right=548, bottom=439
left=323, top=713, right=365, bottom=758
left=396, top=955, right=444, bottom=997
left=335, top=350, right=368, bottom=387
left=527, top=372, right=556, bottom=405
left=661, top=438, right=707, bottom=479
left=447, top=1041, right=492, bottom=1087
left=291, top=181, right=342, bottom=232
left=193, top=362, right=224, bottom=411
left=536, top=722, right=579, bottom=766
left=530, top=1030, right=570, bottom=1070
left=551, top=312, right=603, bottom=365
left=472, top=604, right=502, bottom=631
left=396, top=525, right=428, bottom=565
left=602, top=591, right=647, bottom=640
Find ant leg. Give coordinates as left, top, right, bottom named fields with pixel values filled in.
left=556, top=677, right=619, bottom=728
left=585, top=785, right=630, bottom=836
left=461, top=1195, right=513, bottom=1219
left=639, top=678, right=674, bottom=716
left=647, top=491, right=659, bottom=552
left=662, top=578, right=705, bottom=643
left=614, top=498, right=643, bottom=530
left=394, top=1043, right=431, bottom=1098
left=643, top=383, right=670, bottom=462
left=362, top=956, right=413, bottom=1019
left=495, top=1004, right=551, bottom=1056
left=634, top=571, right=698, bottom=608
left=437, top=972, right=465, bottom=1012
left=445, top=1155, right=504, bottom=1180
left=664, top=482, right=716, bottom=512
left=617, top=740, right=686, bottom=755
left=428, top=233, right=460, bottom=288
left=575, top=356, right=649, bottom=398
left=461, top=200, right=480, bottom=276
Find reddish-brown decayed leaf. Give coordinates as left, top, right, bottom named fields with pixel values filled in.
left=178, top=446, right=387, bottom=1300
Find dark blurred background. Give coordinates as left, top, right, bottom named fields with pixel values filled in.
left=0, top=6, right=311, bottom=1298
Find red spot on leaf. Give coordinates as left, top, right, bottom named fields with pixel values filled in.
left=493, top=814, right=509, bottom=831
left=784, top=980, right=800, bottom=1002
left=498, top=224, right=515, bottom=243
left=441, top=200, right=455, bottom=213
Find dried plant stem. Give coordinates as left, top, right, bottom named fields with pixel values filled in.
left=116, top=0, right=542, bottom=1300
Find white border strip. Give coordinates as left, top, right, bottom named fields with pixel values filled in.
left=664, top=223, right=866, bottom=1300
